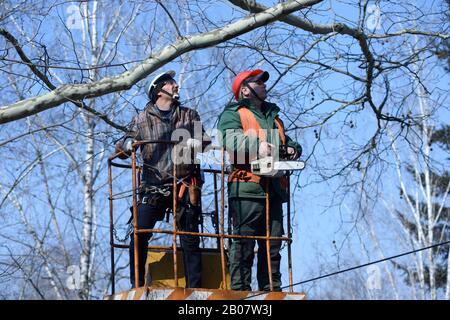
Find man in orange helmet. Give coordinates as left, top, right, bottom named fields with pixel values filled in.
left=217, top=69, right=302, bottom=292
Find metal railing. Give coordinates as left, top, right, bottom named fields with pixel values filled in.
left=107, top=140, right=294, bottom=294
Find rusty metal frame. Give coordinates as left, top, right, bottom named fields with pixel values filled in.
left=108, top=141, right=295, bottom=295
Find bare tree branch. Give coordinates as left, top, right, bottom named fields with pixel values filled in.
left=156, top=0, right=183, bottom=39
left=0, top=28, right=127, bottom=131
left=0, top=0, right=321, bottom=124
left=227, top=0, right=412, bottom=125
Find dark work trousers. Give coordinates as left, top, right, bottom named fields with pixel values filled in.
left=229, top=196, right=284, bottom=291
left=129, top=192, right=202, bottom=288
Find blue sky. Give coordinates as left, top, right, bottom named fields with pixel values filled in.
left=0, top=0, right=448, bottom=298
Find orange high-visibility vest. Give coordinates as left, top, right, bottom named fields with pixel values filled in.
left=228, top=107, right=288, bottom=191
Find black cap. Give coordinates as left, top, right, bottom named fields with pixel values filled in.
left=244, top=71, right=269, bottom=83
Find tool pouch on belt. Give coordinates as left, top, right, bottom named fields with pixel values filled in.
left=188, top=183, right=200, bottom=207
left=177, top=181, right=200, bottom=207
left=176, top=179, right=201, bottom=229
left=179, top=165, right=202, bottom=206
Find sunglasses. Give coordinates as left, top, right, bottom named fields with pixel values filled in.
left=246, top=80, right=265, bottom=86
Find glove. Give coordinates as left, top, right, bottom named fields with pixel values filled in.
left=186, top=138, right=202, bottom=149
left=259, top=141, right=275, bottom=158
left=287, top=146, right=299, bottom=160
left=123, top=138, right=136, bottom=153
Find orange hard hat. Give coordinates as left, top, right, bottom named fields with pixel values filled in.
left=231, top=69, right=269, bottom=100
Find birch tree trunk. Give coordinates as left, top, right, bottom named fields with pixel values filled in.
left=78, top=113, right=95, bottom=299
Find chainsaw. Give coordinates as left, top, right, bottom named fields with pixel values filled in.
left=250, top=156, right=305, bottom=177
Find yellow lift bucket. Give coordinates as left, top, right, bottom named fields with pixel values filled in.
left=145, top=249, right=230, bottom=289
